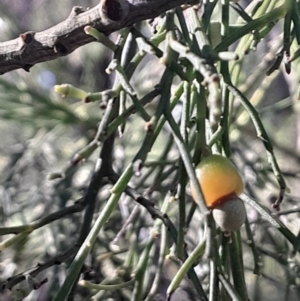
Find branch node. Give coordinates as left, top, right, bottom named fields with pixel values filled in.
left=100, top=0, right=129, bottom=22
left=53, top=39, right=68, bottom=54
left=19, top=31, right=36, bottom=45
left=133, top=159, right=143, bottom=177
left=23, top=64, right=33, bottom=72
left=69, top=6, right=86, bottom=17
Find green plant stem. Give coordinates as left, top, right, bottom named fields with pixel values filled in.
left=53, top=164, right=133, bottom=301
left=78, top=113, right=118, bottom=245
left=203, top=0, right=219, bottom=31
left=209, top=258, right=218, bottom=301
left=192, top=82, right=207, bottom=164
left=228, top=231, right=249, bottom=300
left=244, top=217, right=261, bottom=275
left=240, top=193, right=296, bottom=246
left=219, top=235, right=230, bottom=301
left=151, top=82, right=184, bottom=146
left=145, top=220, right=168, bottom=301
left=226, top=84, right=286, bottom=209
left=220, top=0, right=232, bottom=157
left=218, top=271, right=244, bottom=301
left=166, top=239, right=206, bottom=299
left=131, top=27, right=189, bottom=81
left=0, top=200, right=85, bottom=236
left=84, top=26, right=117, bottom=51
left=186, top=8, right=222, bottom=129
left=164, top=108, right=208, bottom=214
left=176, top=8, right=192, bottom=46
left=216, top=3, right=288, bottom=51
left=107, top=88, right=161, bottom=137
left=153, top=58, right=208, bottom=300
left=292, top=3, right=300, bottom=44
left=283, top=0, right=293, bottom=73
left=176, top=80, right=190, bottom=259
left=79, top=278, right=135, bottom=291
left=0, top=232, right=29, bottom=252
left=131, top=196, right=170, bottom=301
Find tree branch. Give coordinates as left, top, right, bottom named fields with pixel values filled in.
left=1, top=245, right=79, bottom=291
left=0, top=0, right=198, bottom=75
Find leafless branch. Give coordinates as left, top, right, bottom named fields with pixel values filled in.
left=0, top=0, right=198, bottom=75
left=1, top=245, right=79, bottom=291
left=0, top=199, right=85, bottom=236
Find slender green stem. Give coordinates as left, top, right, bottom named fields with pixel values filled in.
left=164, top=108, right=208, bottom=214
left=0, top=201, right=85, bottom=236
left=226, top=84, right=286, bottom=209
left=203, top=0, right=219, bottom=31
left=84, top=26, right=117, bottom=51
left=79, top=278, right=135, bottom=291
left=145, top=219, right=168, bottom=301
left=166, top=239, right=206, bottom=298
left=283, top=0, right=293, bottom=73
left=220, top=0, right=232, bottom=157
left=218, top=271, right=244, bottom=301
left=53, top=164, right=133, bottom=301
left=0, top=232, right=29, bottom=251
left=209, top=258, right=218, bottom=301
left=244, top=217, right=261, bottom=275
left=240, top=193, right=296, bottom=246
left=215, top=4, right=288, bottom=52
left=176, top=80, right=190, bottom=259
left=131, top=196, right=170, bottom=301
left=228, top=232, right=249, bottom=300
left=186, top=8, right=222, bottom=129
left=192, top=82, right=207, bottom=164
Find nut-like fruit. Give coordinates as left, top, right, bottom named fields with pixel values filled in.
left=190, top=155, right=246, bottom=232
left=212, top=197, right=246, bottom=232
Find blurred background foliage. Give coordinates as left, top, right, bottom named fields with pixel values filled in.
left=0, top=0, right=300, bottom=300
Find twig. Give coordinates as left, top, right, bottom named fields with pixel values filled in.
left=1, top=245, right=79, bottom=291
left=240, top=193, right=296, bottom=247
left=77, top=102, right=118, bottom=244
left=53, top=161, right=135, bottom=301
left=0, top=199, right=85, bottom=236
left=109, top=171, right=178, bottom=239
left=275, top=207, right=300, bottom=216
left=214, top=4, right=288, bottom=52
left=0, top=0, right=198, bottom=74
left=226, top=84, right=286, bottom=210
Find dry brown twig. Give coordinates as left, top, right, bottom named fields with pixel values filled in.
left=0, top=0, right=198, bottom=75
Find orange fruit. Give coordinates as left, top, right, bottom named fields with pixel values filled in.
left=191, top=155, right=244, bottom=208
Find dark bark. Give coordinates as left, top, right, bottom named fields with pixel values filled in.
left=0, top=0, right=198, bottom=74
